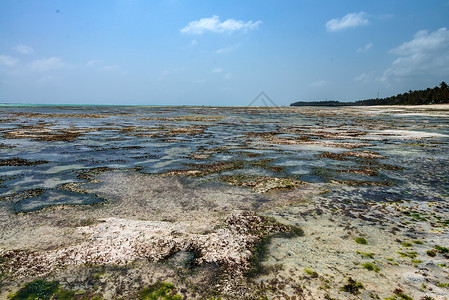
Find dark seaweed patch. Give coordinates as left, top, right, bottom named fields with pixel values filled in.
left=75, top=167, right=116, bottom=181
left=7, top=279, right=76, bottom=300
left=0, top=158, right=49, bottom=166
left=340, top=277, right=364, bottom=295
left=0, top=188, right=46, bottom=202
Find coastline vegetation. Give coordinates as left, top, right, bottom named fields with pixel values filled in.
left=291, top=82, right=449, bottom=106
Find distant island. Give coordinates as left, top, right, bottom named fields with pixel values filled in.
left=291, top=82, right=449, bottom=106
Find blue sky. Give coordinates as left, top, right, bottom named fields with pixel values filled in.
left=1, top=0, right=448, bottom=106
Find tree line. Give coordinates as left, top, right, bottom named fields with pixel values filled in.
left=290, top=82, right=449, bottom=106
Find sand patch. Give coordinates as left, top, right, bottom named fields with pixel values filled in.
left=366, top=129, right=449, bottom=140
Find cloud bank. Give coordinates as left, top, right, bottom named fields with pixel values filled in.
left=354, top=73, right=369, bottom=83
left=181, top=15, right=261, bottom=34
left=0, top=55, right=19, bottom=67
left=15, top=44, right=34, bottom=54
left=326, top=12, right=369, bottom=32
left=357, top=42, right=373, bottom=53
left=215, top=44, right=240, bottom=54
left=382, top=27, right=449, bottom=81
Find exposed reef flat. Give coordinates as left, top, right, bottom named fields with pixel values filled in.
left=0, top=105, right=448, bottom=299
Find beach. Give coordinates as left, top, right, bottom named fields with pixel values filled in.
left=1, top=104, right=448, bottom=299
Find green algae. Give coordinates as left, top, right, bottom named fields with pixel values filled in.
left=397, top=251, right=418, bottom=259
left=356, top=251, right=375, bottom=259
left=7, top=280, right=75, bottom=300
left=434, top=245, right=449, bottom=253
left=361, top=262, right=380, bottom=272
left=385, top=294, right=413, bottom=300
left=403, top=211, right=427, bottom=222
left=304, top=268, right=319, bottom=278
left=138, top=281, right=182, bottom=300
left=340, top=277, right=364, bottom=295
left=385, top=289, right=414, bottom=300
left=354, top=237, right=368, bottom=245
left=434, top=245, right=449, bottom=258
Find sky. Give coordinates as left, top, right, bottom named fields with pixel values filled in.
left=0, top=0, right=449, bottom=106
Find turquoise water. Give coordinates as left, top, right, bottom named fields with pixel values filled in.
left=0, top=103, right=206, bottom=107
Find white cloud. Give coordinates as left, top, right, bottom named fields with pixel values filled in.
left=30, top=57, right=68, bottom=72
left=15, top=44, right=34, bottom=54
left=0, top=55, right=19, bottom=67
left=181, top=15, right=261, bottom=34
left=391, top=27, right=449, bottom=55
left=357, top=42, right=373, bottom=53
left=216, top=44, right=240, bottom=54
left=326, top=12, right=369, bottom=32
left=354, top=73, right=369, bottom=82
left=212, top=68, right=223, bottom=73
left=190, top=40, right=198, bottom=46
left=224, top=73, right=232, bottom=80
left=309, top=80, right=326, bottom=88
left=86, top=59, right=101, bottom=67
left=381, top=27, right=449, bottom=81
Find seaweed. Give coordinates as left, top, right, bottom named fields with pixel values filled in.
left=354, top=237, right=368, bottom=245
left=304, top=268, right=319, bottom=278
left=340, top=277, right=364, bottom=295
left=7, top=280, right=75, bottom=300
left=138, top=281, right=182, bottom=300
left=0, top=158, right=49, bottom=166
left=397, top=251, right=418, bottom=259
left=356, top=251, right=375, bottom=259
left=221, top=174, right=306, bottom=193
left=246, top=222, right=304, bottom=278
left=362, top=262, right=380, bottom=272
left=75, top=167, right=116, bottom=181
left=434, top=245, right=449, bottom=258
left=384, top=288, right=414, bottom=300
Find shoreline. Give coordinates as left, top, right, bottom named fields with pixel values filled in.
left=1, top=103, right=449, bottom=109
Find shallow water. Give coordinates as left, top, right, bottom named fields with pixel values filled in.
left=1, top=105, right=448, bottom=212
left=1, top=105, right=449, bottom=299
